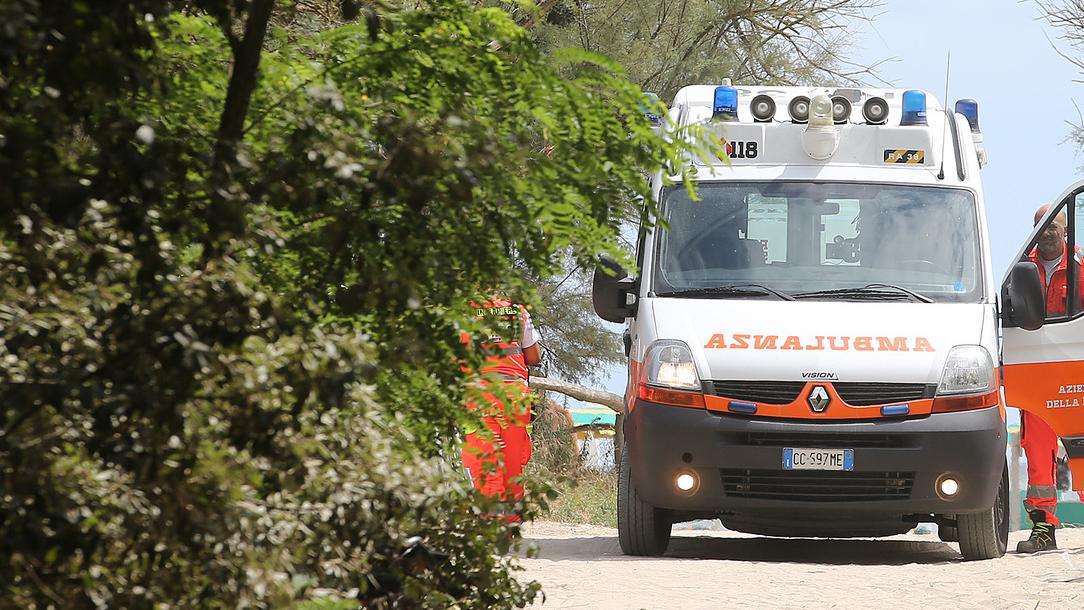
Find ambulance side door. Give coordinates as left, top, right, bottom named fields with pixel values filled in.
left=1001, top=180, right=1084, bottom=491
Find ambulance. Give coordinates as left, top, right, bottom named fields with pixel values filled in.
left=593, top=85, right=1084, bottom=560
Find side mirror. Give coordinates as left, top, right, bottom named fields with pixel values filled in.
left=1002, top=261, right=1045, bottom=331
left=592, top=256, right=637, bottom=323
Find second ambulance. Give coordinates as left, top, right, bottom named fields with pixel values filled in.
left=594, top=85, right=1084, bottom=560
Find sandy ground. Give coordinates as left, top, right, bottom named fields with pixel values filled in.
left=518, top=521, right=1084, bottom=609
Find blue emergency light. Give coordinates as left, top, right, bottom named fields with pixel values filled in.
left=900, top=90, right=927, bottom=126
left=955, top=99, right=980, bottom=133
left=640, top=92, right=662, bottom=126
left=713, top=86, right=739, bottom=121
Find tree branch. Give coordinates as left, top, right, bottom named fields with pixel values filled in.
left=531, top=376, right=623, bottom=411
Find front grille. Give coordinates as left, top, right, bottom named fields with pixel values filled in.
left=709, top=380, right=935, bottom=407
left=710, top=380, right=805, bottom=405
left=834, top=382, right=935, bottom=406
left=742, top=432, right=909, bottom=449
left=720, top=469, right=915, bottom=502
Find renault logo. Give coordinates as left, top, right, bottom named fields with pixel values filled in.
left=808, top=385, right=831, bottom=412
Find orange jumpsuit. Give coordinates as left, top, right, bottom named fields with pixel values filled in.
left=1022, top=244, right=1084, bottom=524
left=461, top=298, right=536, bottom=502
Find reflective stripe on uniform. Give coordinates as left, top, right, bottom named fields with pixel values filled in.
left=501, top=346, right=523, bottom=356
left=1026, top=484, right=1058, bottom=499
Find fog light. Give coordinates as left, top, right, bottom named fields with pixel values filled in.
left=939, top=477, right=959, bottom=497
left=675, top=472, right=698, bottom=492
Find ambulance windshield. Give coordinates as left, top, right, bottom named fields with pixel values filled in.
left=653, top=182, right=982, bottom=303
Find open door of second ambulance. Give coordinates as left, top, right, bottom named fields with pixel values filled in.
left=1002, top=179, right=1084, bottom=492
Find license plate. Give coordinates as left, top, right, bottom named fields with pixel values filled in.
left=783, top=448, right=854, bottom=471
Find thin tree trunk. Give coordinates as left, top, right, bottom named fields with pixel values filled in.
left=207, top=0, right=276, bottom=245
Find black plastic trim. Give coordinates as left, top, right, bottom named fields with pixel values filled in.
left=1065, top=436, right=1084, bottom=459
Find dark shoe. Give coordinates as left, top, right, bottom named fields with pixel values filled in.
left=1016, top=511, right=1057, bottom=553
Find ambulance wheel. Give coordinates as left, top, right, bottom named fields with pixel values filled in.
left=957, top=465, right=1009, bottom=560
left=937, top=519, right=958, bottom=543
left=618, top=448, right=672, bottom=556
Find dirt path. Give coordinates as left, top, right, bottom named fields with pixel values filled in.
left=519, top=522, right=1084, bottom=609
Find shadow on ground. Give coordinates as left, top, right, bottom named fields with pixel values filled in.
left=526, top=534, right=962, bottom=565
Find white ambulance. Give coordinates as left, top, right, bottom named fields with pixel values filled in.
left=593, top=85, right=1084, bottom=560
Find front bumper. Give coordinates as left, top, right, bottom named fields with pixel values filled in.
left=627, top=399, right=1006, bottom=537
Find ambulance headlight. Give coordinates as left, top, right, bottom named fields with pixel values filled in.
left=788, top=96, right=810, bottom=123
left=936, top=345, right=996, bottom=395
left=751, top=94, right=776, bottom=122
left=643, top=340, right=701, bottom=391
left=862, top=97, right=889, bottom=125
left=831, top=96, right=852, bottom=124
left=808, top=94, right=834, bottom=129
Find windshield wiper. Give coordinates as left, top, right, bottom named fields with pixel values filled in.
left=793, top=283, right=934, bottom=303
left=657, top=283, right=795, bottom=301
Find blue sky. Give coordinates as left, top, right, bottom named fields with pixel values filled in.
left=853, top=0, right=1082, bottom=271
left=589, top=0, right=1084, bottom=399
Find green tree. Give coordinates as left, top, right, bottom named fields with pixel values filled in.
left=1, top=1, right=711, bottom=607
left=531, top=0, right=885, bottom=102
left=506, top=0, right=885, bottom=400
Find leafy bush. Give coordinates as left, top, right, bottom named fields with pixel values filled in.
left=0, top=202, right=543, bottom=608
left=0, top=1, right=708, bottom=607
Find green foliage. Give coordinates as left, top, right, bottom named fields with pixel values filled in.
left=215, top=1, right=710, bottom=435
left=1, top=0, right=705, bottom=608
left=499, top=0, right=883, bottom=386
left=540, top=469, right=619, bottom=528
left=527, top=399, right=616, bottom=527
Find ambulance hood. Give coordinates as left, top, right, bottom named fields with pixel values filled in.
left=649, top=299, right=985, bottom=384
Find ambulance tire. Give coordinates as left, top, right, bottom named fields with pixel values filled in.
left=937, top=520, right=958, bottom=543
left=957, top=465, right=1009, bottom=560
left=618, top=449, right=672, bottom=556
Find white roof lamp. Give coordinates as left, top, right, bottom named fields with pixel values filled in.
left=801, top=93, right=840, bottom=160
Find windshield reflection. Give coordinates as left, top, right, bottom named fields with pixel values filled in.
left=653, top=182, right=983, bottom=303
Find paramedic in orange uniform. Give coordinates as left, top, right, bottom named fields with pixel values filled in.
left=461, top=297, right=541, bottom=503
left=1018, top=204, right=1084, bottom=552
